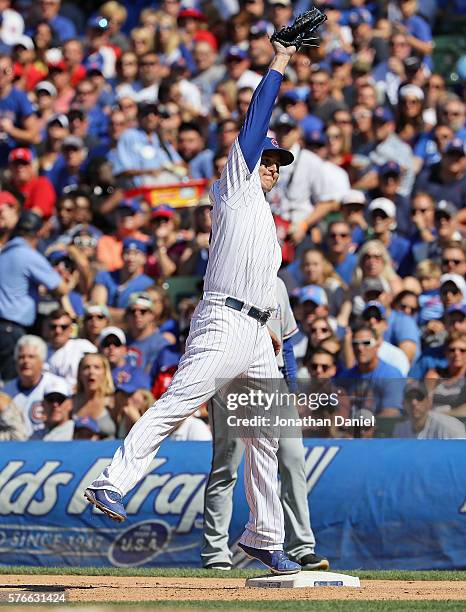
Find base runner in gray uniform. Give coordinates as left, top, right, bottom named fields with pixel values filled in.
left=202, top=278, right=329, bottom=571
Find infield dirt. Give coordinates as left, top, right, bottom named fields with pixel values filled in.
left=1, top=574, right=466, bottom=602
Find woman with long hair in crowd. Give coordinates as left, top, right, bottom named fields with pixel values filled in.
left=145, top=285, right=178, bottom=345
left=70, top=353, right=116, bottom=438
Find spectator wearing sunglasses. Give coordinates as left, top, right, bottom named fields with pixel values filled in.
left=45, top=307, right=97, bottom=388
left=98, top=325, right=149, bottom=390
left=82, top=303, right=110, bottom=346
left=368, top=161, right=412, bottom=238
left=125, top=292, right=170, bottom=372
left=425, top=332, right=466, bottom=417
left=440, top=274, right=466, bottom=311
left=393, top=380, right=465, bottom=439
left=30, top=378, right=73, bottom=440
left=341, top=323, right=405, bottom=417
left=441, top=242, right=466, bottom=278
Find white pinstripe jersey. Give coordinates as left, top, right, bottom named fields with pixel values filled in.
left=204, top=138, right=282, bottom=311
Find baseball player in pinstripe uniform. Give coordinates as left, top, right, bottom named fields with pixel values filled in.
left=85, top=35, right=315, bottom=575
left=202, top=277, right=329, bottom=571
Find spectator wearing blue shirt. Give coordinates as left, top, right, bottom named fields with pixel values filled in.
left=177, top=122, right=214, bottom=180
left=97, top=326, right=150, bottom=391
left=35, top=0, right=77, bottom=42
left=397, top=0, right=433, bottom=68
left=325, top=220, right=358, bottom=285
left=341, top=324, right=404, bottom=417
left=340, top=190, right=367, bottom=246
left=73, top=78, right=109, bottom=141
left=0, top=54, right=40, bottom=166
left=46, top=136, right=86, bottom=195
left=367, top=197, right=411, bottom=276
left=125, top=292, right=170, bottom=372
left=0, top=211, right=70, bottom=381
left=414, top=139, right=466, bottom=209
left=112, top=102, right=182, bottom=187
left=91, top=238, right=153, bottom=323
left=280, top=89, right=324, bottom=135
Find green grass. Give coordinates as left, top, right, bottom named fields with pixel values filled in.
left=0, top=565, right=465, bottom=581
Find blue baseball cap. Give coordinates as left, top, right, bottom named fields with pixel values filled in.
left=151, top=204, right=175, bottom=220
left=362, top=300, right=386, bottom=319
left=122, top=238, right=149, bottom=254
left=347, top=8, right=374, bottom=26
left=48, top=250, right=69, bottom=265
left=446, top=303, right=466, bottom=317
left=87, top=15, right=109, bottom=30
left=249, top=20, right=269, bottom=38
left=118, top=198, right=143, bottom=214
left=115, top=367, right=151, bottom=394
left=298, top=285, right=328, bottom=306
left=261, top=136, right=294, bottom=166
left=227, top=45, right=248, bottom=61
left=373, top=106, right=395, bottom=124
left=304, top=129, right=327, bottom=146
left=74, top=416, right=101, bottom=435
left=445, top=138, right=465, bottom=155
left=379, top=161, right=401, bottom=176
left=330, top=49, right=351, bottom=65
left=282, top=89, right=308, bottom=104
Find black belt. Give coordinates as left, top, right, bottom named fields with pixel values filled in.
left=225, top=297, right=271, bottom=325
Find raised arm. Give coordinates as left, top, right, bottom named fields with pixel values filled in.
left=238, top=47, right=294, bottom=173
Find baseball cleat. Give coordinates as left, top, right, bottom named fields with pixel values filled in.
left=84, top=487, right=127, bottom=522
left=297, top=552, right=330, bottom=571
left=203, top=562, right=232, bottom=571
left=238, top=543, right=301, bottom=574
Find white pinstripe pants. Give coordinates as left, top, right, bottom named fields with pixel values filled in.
left=91, top=297, right=285, bottom=548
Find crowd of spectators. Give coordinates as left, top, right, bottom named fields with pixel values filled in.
left=0, top=0, right=465, bottom=442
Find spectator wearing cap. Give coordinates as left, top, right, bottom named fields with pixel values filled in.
left=368, top=161, right=412, bottom=238
left=96, top=198, right=149, bottom=272
left=340, top=190, right=367, bottom=245
left=248, top=20, right=274, bottom=75
left=3, top=334, right=69, bottom=436
left=0, top=53, right=40, bottom=166
left=441, top=241, right=466, bottom=279
left=268, top=0, right=293, bottom=29
left=113, top=369, right=152, bottom=437
left=11, top=35, right=46, bottom=92
left=0, top=390, right=27, bottom=440
left=84, top=16, right=118, bottom=81
left=341, top=323, right=404, bottom=417
left=354, top=105, right=415, bottom=198
left=30, top=378, right=73, bottom=440
left=91, top=238, right=153, bottom=320
left=147, top=205, right=189, bottom=279
left=223, top=45, right=261, bottom=91
left=35, top=81, right=58, bottom=131
left=440, top=274, right=466, bottom=311
left=414, top=139, right=466, bottom=209
left=5, top=147, right=55, bottom=217
left=34, top=0, right=76, bottom=42
left=125, top=292, right=170, bottom=372
left=46, top=248, right=90, bottom=318
left=267, top=112, right=329, bottom=229
left=0, top=0, right=25, bottom=49
left=177, top=122, right=214, bottom=180
left=0, top=213, right=73, bottom=381
left=323, top=219, right=358, bottom=285
left=70, top=352, right=116, bottom=438
left=45, top=307, right=97, bottom=388
left=82, top=304, right=110, bottom=346
left=393, top=381, right=465, bottom=439
left=73, top=416, right=103, bottom=440
left=112, top=101, right=182, bottom=187
left=396, top=84, right=426, bottom=164
left=280, top=90, right=324, bottom=136
left=356, top=300, right=410, bottom=375
left=98, top=325, right=138, bottom=379
left=367, top=197, right=411, bottom=276
left=0, top=190, right=20, bottom=249
left=45, top=135, right=86, bottom=196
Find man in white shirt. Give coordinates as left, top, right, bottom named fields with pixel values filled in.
left=30, top=379, right=74, bottom=441
left=393, top=381, right=466, bottom=439
left=3, top=334, right=69, bottom=437
left=45, top=308, right=97, bottom=390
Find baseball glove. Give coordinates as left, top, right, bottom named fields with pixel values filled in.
left=270, top=6, right=327, bottom=51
